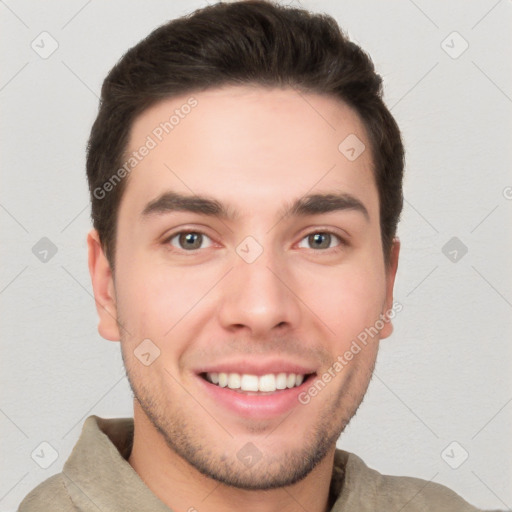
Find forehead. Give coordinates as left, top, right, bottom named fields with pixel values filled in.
left=119, top=85, right=378, bottom=222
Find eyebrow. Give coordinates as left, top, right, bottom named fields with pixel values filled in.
left=141, top=191, right=369, bottom=222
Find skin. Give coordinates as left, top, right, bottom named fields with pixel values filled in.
left=88, top=85, right=399, bottom=512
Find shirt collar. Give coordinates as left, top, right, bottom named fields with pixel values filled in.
left=62, top=415, right=349, bottom=512
left=62, top=415, right=172, bottom=512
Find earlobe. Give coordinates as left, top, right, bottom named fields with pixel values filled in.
left=380, top=238, right=400, bottom=340
left=87, top=229, right=121, bottom=341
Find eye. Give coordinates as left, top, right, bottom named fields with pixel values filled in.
left=166, top=231, right=213, bottom=251
left=163, top=229, right=346, bottom=254
left=297, top=231, right=345, bottom=251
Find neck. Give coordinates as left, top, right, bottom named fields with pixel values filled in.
left=128, top=401, right=336, bottom=512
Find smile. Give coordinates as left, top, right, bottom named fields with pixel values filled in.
left=202, top=372, right=312, bottom=393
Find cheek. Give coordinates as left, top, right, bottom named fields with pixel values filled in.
left=306, top=263, right=386, bottom=345
left=114, top=255, right=215, bottom=339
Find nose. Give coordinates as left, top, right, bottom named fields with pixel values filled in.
left=217, top=245, right=301, bottom=338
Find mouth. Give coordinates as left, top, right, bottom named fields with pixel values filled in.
left=194, top=359, right=319, bottom=418
left=199, top=371, right=316, bottom=395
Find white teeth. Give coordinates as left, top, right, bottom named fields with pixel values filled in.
left=241, top=374, right=259, bottom=391
left=286, top=374, right=296, bottom=388
left=218, top=372, right=228, bottom=387
left=276, top=373, right=287, bottom=389
left=228, top=373, right=241, bottom=389
left=259, top=374, right=275, bottom=392
left=205, top=372, right=308, bottom=392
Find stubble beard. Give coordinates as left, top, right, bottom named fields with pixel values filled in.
left=121, top=341, right=377, bottom=490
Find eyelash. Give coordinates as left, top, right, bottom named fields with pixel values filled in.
left=163, top=229, right=348, bottom=254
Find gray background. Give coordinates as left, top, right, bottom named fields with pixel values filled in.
left=1, top=0, right=511, bottom=510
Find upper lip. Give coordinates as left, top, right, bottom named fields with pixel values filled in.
left=195, top=358, right=317, bottom=377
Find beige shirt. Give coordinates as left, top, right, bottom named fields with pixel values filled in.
left=18, top=415, right=482, bottom=512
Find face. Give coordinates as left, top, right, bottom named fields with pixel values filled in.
left=88, top=85, right=399, bottom=490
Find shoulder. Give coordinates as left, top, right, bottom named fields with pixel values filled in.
left=373, top=471, right=481, bottom=511
left=18, top=473, right=77, bottom=512
left=334, top=450, right=482, bottom=511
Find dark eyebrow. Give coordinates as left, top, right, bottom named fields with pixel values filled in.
left=141, top=192, right=239, bottom=220
left=282, top=193, right=369, bottom=221
left=141, top=191, right=369, bottom=222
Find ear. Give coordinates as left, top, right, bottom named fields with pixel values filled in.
left=87, top=229, right=120, bottom=341
left=379, top=237, right=400, bottom=340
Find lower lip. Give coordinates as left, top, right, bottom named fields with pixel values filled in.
left=196, top=374, right=314, bottom=419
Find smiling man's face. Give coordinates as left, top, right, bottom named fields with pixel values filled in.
left=89, top=85, right=399, bottom=489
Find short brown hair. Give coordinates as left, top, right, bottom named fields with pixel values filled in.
left=86, top=0, right=404, bottom=267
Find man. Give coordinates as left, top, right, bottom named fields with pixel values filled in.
left=18, top=1, right=483, bottom=511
